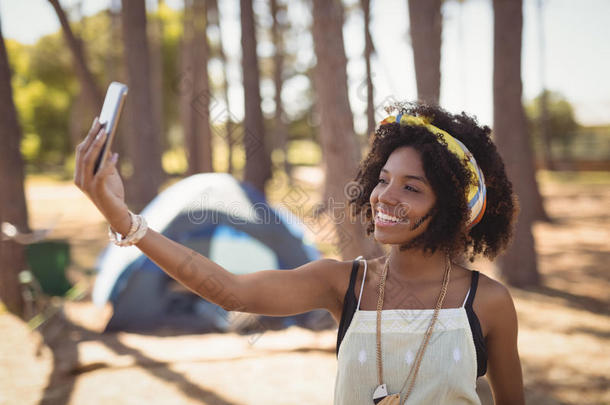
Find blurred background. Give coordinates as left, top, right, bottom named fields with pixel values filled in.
left=0, top=0, right=608, bottom=404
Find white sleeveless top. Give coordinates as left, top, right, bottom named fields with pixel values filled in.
left=333, top=258, right=482, bottom=404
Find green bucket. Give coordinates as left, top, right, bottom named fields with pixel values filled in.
left=25, top=240, right=72, bottom=296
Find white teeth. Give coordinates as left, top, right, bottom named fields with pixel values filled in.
left=376, top=211, right=402, bottom=223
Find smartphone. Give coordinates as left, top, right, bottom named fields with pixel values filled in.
left=93, top=82, right=128, bottom=174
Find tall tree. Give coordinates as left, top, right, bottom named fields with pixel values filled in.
left=536, top=0, right=553, bottom=172
left=179, top=0, right=195, bottom=173
left=121, top=0, right=164, bottom=209
left=149, top=0, right=165, bottom=152
left=48, top=0, right=104, bottom=150
left=311, top=0, right=383, bottom=260
left=105, top=0, right=130, bottom=165
left=531, top=0, right=553, bottom=222
left=270, top=0, right=291, bottom=182
left=493, top=0, right=540, bottom=286
left=361, top=0, right=375, bottom=138
left=208, top=0, right=235, bottom=174
left=240, top=0, right=272, bottom=194
left=180, top=0, right=213, bottom=175
left=47, top=0, right=103, bottom=109
left=408, top=0, right=442, bottom=105
left=0, top=22, right=28, bottom=317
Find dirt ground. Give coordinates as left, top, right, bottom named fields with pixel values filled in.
left=1, top=171, right=608, bottom=405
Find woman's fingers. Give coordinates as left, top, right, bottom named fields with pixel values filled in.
left=83, top=117, right=102, bottom=150
left=97, top=152, right=119, bottom=181
left=75, top=117, right=101, bottom=188
left=81, top=126, right=108, bottom=187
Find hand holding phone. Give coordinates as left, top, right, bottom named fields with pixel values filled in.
left=94, top=82, right=128, bottom=174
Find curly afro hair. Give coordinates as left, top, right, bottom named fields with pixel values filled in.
left=350, top=102, right=519, bottom=262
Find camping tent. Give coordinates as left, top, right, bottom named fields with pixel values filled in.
left=93, top=173, right=329, bottom=332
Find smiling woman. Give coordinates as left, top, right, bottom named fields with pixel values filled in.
left=73, top=98, right=524, bottom=404
left=372, top=147, right=437, bottom=241
left=350, top=102, right=516, bottom=262
left=336, top=101, right=523, bottom=404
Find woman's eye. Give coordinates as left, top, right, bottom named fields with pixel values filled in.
left=378, top=178, right=417, bottom=192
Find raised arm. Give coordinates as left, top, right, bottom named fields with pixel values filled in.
left=74, top=118, right=345, bottom=318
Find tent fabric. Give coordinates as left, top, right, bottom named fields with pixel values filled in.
left=93, top=173, right=324, bottom=332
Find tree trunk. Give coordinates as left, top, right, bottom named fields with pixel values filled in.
left=270, top=0, right=292, bottom=183
left=208, top=0, right=235, bottom=175
left=311, top=0, right=383, bottom=260
left=533, top=0, right=553, bottom=222
left=180, top=0, right=213, bottom=175
left=408, top=0, right=442, bottom=105
left=361, top=0, right=375, bottom=139
left=179, top=0, right=195, bottom=172
left=536, top=0, right=553, bottom=172
left=69, top=90, right=87, bottom=149
left=48, top=0, right=103, bottom=109
left=539, top=90, right=554, bottom=170
left=493, top=0, right=540, bottom=287
left=121, top=0, right=164, bottom=210
left=0, top=25, right=28, bottom=317
left=106, top=6, right=130, bottom=167
left=149, top=0, right=165, bottom=153
left=534, top=89, right=553, bottom=222
left=191, top=0, right=213, bottom=173
left=240, top=0, right=271, bottom=195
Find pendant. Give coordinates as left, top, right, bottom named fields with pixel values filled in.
left=373, top=384, right=388, bottom=404
left=373, top=384, right=400, bottom=404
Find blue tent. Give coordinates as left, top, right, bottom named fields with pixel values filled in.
left=93, top=173, right=331, bottom=332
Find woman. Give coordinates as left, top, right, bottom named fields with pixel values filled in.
left=74, top=102, right=525, bottom=404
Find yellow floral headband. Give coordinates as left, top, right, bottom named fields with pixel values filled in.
left=380, top=113, right=487, bottom=229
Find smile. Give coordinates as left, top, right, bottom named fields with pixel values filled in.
left=375, top=210, right=407, bottom=226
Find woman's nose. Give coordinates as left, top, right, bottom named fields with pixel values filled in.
left=377, top=182, right=399, bottom=205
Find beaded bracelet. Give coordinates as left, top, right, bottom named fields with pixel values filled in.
left=108, top=212, right=135, bottom=246
left=108, top=211, right=148, bottom=247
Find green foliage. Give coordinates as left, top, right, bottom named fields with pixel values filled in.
left=7, top=8, right=185, bottom=171
left=28, top=33, right=74, bottom=87
left=7, top=4, right=316, bottom=176
left=525, top=90, right=580, bottom=159
left=6, top=39, right=30, bottom=85
left=17, top=80, right=72, bottom=164
left=7, top=37, right=74, bottom=167
left=158, top=6, right=182, bottom=138
left=571, top=125, right=610, bottom=161
left=287, top=139, right=321, bottom=166
left=286, top=111, right=317, bottom=141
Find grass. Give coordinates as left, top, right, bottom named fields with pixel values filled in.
left=537, top=169, right=610, bottom=185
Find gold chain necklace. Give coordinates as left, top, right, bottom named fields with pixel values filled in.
left=372, top=252, right=452, bottom=405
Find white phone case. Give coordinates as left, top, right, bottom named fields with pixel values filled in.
left=94, top=81, right=128, bottom=174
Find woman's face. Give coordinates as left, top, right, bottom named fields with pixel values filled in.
left=369, top=146, right=437, bottom=245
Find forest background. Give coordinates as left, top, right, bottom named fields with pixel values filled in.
left=0, top=0, right=608, bottom=404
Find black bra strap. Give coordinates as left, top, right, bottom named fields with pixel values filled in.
left=464, top=270, right=487, bottom=377
left=465, top=270, right=479, bottom=309
left=336, top=260, right=361, bottom=357
left=348, top=260, right=360, bottom=293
